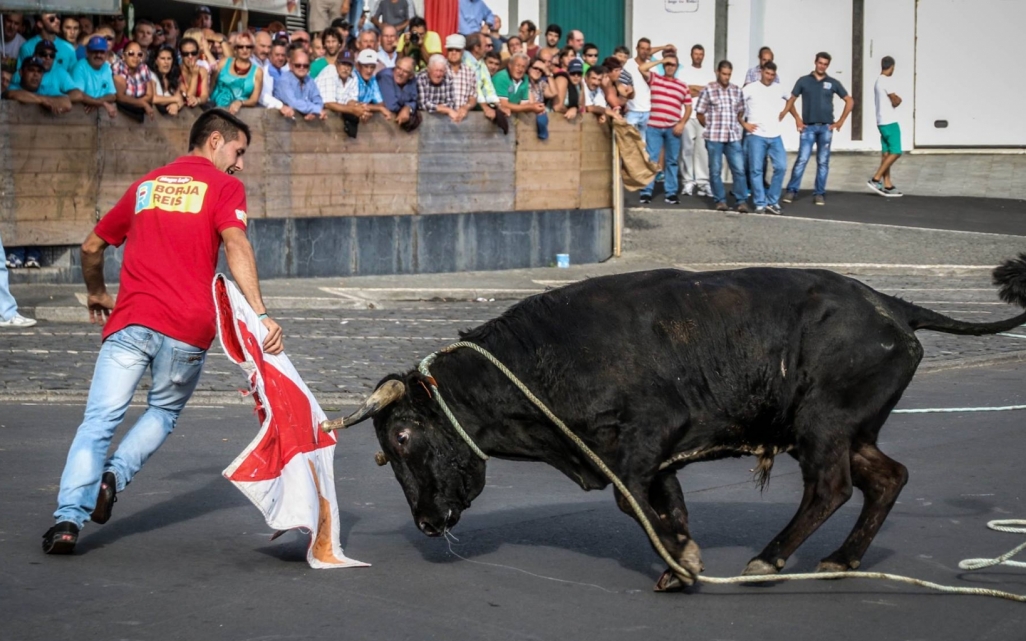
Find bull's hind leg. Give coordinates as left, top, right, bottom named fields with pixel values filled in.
left=648, top=471, right=702, bottom=592
left=817, top=443, right=908, bottom=572
left=743, top=441, right=853, bottom=576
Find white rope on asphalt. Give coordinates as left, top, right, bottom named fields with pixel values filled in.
left=420, top=342, right=1026, bottom=603
left=894, top=404, right=1026, bottom=414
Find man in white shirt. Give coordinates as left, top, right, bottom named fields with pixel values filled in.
left=621, top=37, right=672, bottom=139
left=2, top=13, right=26, bottom=61
left=377, top=23, right=398, bottom=68
left=257, top=38, right=294, bottom=118
left=868, top=56, right=903, bottom=197
left=740, top=61, right=793, bottom=214
left=677, top=43, right=716, bottom=197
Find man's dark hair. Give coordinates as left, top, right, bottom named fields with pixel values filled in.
left=637, top=37, right=651, bottom=47
left=717, top=59, right=732, bottom=71
left=881, top=55, right=895, bottom=71
left=287, top=41, right=305, bottom=54
left=762, top=60, right=777, bottom=72
left=816, top=51, right=832, bottom=63
left=188, top=108, right=251, bottom=151
left=600, top=56, right=622, bottom=70
left=409, top=16, right=427, bottom=30
left=583, top=42, right=598, bottom=55
left=691, top=44, right=704, bottom=52
left=613, top=45, right=629, bottom=57
left=321, top=27, right=341, bottom=42
left=465, top=32, right=483, bottom=52
left=520, top=20, right=537, bottom=34
left=272, top=37, right=290, bottom=48
left=484, top=51, right=501, bottom=64
left=545, top=24, right=562, bottom=38
left=587, top=65, right=605, bottom=76
left=758, top=46, right=772, bottom=57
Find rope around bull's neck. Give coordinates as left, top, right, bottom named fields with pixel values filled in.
left=418, top=341, right=1026, bottom=602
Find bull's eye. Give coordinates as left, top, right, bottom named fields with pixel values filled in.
left=397, top=431, right=410, bottom=446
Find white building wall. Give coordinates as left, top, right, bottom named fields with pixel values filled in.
left=630, top=0, right=717, bottom=59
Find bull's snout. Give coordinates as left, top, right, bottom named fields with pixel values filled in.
left=416, top=510, right=460, bottom=537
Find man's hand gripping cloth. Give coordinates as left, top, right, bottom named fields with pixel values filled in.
left=214, top=275, right=369, bottom=569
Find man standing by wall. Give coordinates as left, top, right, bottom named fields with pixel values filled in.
left=636, top=54, right=692, bottom=206
left=741, top=61, right=791, bottom=214
left=695, top=60, right=748, bottom=213
left=42, top=110, right=285, bottom=554
left=678, top=44, right=715, bottom=198
left=621, top=38, right=672, bottom=139
left=868, top=56, right=903, bottom=197
left=780, top=52, right=854, bottom=206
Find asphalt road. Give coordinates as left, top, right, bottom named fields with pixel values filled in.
left=627, top=186, right=1026, bottom=237
left=3, top=361, right=1026, bottom=640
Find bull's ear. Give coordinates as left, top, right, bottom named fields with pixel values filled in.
left=406, top=371, right=436, bottom=404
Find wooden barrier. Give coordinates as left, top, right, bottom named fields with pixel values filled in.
left=0, top=102, right=613, bottom=247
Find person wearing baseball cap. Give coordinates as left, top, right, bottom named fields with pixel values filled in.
left=553, top=57, right=584, bottom=121
left=4, top=56, right=73, bottom=114
left=350, top=48, right=390, bottom=121
left=191, top=6, right=212, bottom=30
left=70, top=35, right=117, bottom=118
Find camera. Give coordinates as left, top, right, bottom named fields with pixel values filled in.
left=409, top=32, right=421, bottom=45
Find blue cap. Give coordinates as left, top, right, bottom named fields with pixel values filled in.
left=567, top=58, right=584, bottom=74
left=22, top=56, right=45, bottom=70
left=86, top=35, right=109, bottom=52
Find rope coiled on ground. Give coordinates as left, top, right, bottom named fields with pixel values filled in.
left=419, top=342, right=1026, bottom=602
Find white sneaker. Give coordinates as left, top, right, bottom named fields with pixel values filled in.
left=696, top=184, right=712, bottom=198
left=681, top=182, right=695, bottom=196
left=0, top=313, right=37, bottom=328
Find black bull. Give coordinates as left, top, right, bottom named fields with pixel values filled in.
left=325, top=260, right=1026, bottom=591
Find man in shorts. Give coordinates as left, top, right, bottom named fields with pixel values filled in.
left=868, top=56, right=903, bottom=197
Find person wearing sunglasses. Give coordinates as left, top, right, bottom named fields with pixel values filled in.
left=18, top=13, right=77, bottom=74
left=3, top=56, right=72, bottom=115
left=526, top=57, right=556, bottom=106
left=10, top=40, right=82, bottom=102
left=111, top=41, right=155, bottom=121
left=178, top=37, right=211, bottom=108
left=105, top=14, right=130, bottom=53
left=273, top=47, right=326, bottom=119
left=210, top=31, right=262, bottom=115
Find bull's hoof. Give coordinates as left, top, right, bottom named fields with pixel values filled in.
left=742, top=558, right=780, bottom=578
left=681, top=539, right=704, bottom=576
left=817, top=557, right=858, bottom=576
left=654, top=568, right=690, bottom=592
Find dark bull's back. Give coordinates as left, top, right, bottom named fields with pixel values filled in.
left=328, top=258, right=1026, bottom=591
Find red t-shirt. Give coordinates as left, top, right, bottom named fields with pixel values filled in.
left=95, top=155, right=248, bottom=350
left=648, top=72, right=692, bottom=129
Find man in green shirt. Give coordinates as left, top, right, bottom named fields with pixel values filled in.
left=493, top=52, right=544, bottom=114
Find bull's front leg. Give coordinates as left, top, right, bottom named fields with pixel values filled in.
left=614, top=475, right=702, bottom=592
left=648, top=471, right=703, bottom=592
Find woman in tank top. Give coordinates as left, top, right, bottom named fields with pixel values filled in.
left=179, top=37, right=210, bottom=108
left=209, top=31, right=262, bottom=114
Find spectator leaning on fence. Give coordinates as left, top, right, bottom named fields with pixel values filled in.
left=211, top=32, right=262, bottom=115
left=695, top=60, right=749, bottom=213
left=377, top=55, right=418, bottom=129
left=637, top=53, right=692, bottom=206
left=442, top=34, right=475, bottom=121
left=464, top=32, right=509, bottom=134
left=2, top=55, right=72, bottom=113
left=317, top=49, right=364, bottom=120
left=179, top=37, right=211, bottom=108
left=112, top=41, right=155, bottom=121
left=417, top=53, right=458, bottom=120
left=150, top=45, right=184, bottom=116
left=527, top=55, right=555, bottom=106
left=740, top=60, right=792, bottom=214
left=273, top=47, right=325, bottom=119
left=553, top=57, right=584, bottom=120
left=492, top=52, right=544, bottom=116
left=71, top=35, right=116, bottom=117
left=19, top=13, right=76, bottom=73
left=3, top=13, right=26, bottom=60
left=9, top=40, right=79, bottom=100
left=353, top=48, right=391, bottom=117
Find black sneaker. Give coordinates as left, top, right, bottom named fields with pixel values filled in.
left=91, top=471, right=117, bottom=525
left=639, top=194, right=652, bottom=205
left=42, top=522, right=79, bottom=554
left=782, top=190, right=796, bottom=203
left=765, top=203, right=783, bottom=215
left=664, top=194, right=680, bottom=205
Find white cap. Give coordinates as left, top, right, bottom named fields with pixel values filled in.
left=445, top=34, right=466, bottom=50
left=357, top=49, right=378, bottom=65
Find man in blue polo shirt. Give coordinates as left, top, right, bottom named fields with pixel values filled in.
left=2, top=57, right=72, bottom=113
left=9, top=40, right=80, bottom=99
left=71, top=36, right=117, bottom=118
left=779, top=51, right=853, bottom=206
left=18, top=13, right=77, bottom=74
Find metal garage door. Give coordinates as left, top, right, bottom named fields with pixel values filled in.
left=915, top=0, right=1026, bottom=146
left=547, top=0, right=625, bottom=60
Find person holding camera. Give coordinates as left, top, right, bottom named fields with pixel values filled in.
left=396, top=16, right=440, bottom=71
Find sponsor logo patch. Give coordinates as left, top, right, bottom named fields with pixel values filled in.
left=135, top=175, right=208, bottom=214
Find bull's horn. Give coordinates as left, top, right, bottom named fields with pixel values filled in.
left=374, top=451, right=389, bottom=466
left=320, top=379, right=406, bottom=432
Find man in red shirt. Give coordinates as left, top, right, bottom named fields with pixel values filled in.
left=637, top=52, right=692, bottom=205
left=43, top=109, right=284, bottom=555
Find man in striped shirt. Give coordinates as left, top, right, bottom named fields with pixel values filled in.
left=695, top=60, right=749, bottom=212
left=636, top=53, right=692, bottom=205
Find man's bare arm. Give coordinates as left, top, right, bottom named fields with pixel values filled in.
left=221, top=227, right=283, bottom=354
left=81, top=231, right=116, bottom=324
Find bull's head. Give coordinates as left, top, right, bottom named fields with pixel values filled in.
left=323, top=372, right=487, bottom=537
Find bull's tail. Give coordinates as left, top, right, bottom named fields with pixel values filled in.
left=899, top=254, right=1026, bottom=336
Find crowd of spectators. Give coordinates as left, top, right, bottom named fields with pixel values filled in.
left=1, top=0, right=862, bottom=269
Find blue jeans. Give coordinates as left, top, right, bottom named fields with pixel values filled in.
left=642, top=127, right=682, bottom=198
left=54, top=325, right=206, bottom=527
left=747, top=135, right=787, bottom=207
left=705, top=140, right=748, bottom=205
left=786, top=124, right=833, bottom=196
left=626, top=110, right=650, bottom=140
left=0, top=228, right=17, bottom=321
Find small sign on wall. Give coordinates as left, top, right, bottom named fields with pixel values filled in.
left=665, top=0, right=699, bottom=12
